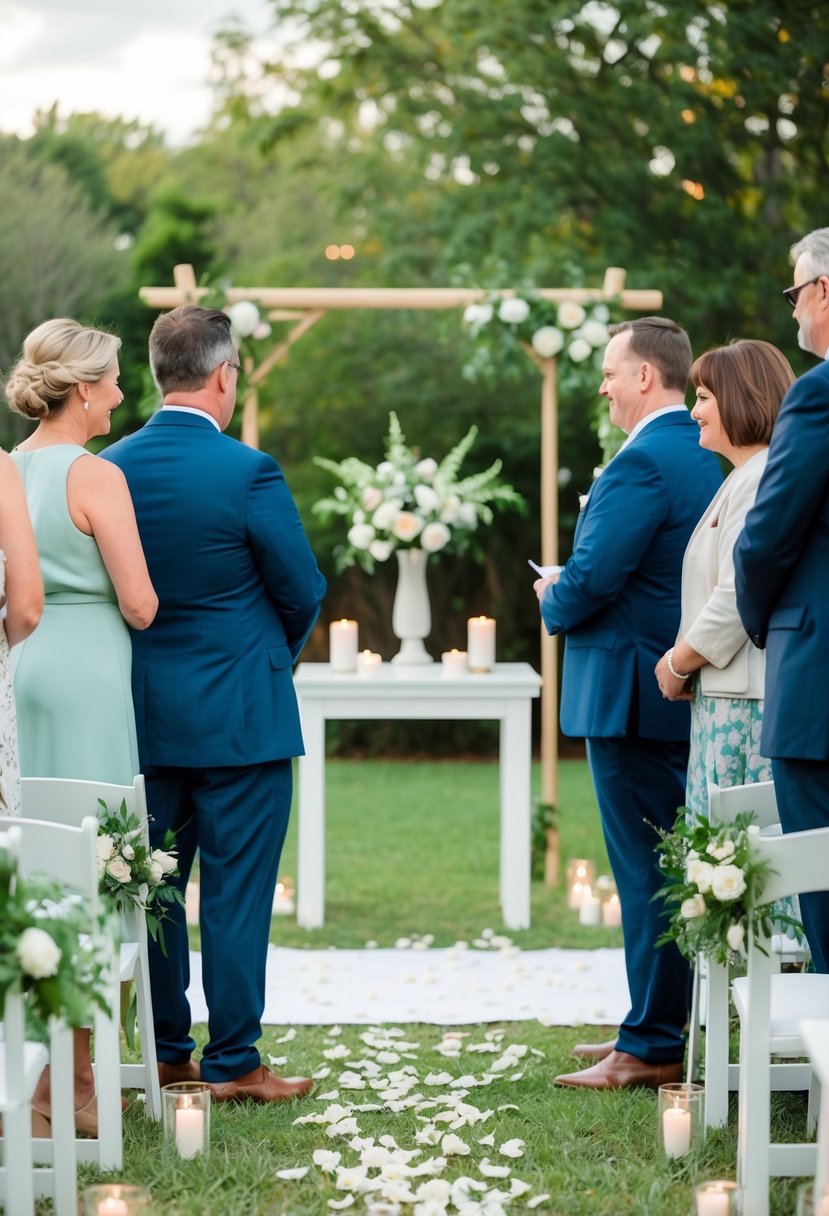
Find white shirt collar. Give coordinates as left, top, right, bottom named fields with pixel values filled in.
left=161, top=404, right=221, bottom=431
left=617, top=404, right=688, bottom=454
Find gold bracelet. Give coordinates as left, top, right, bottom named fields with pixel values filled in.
left=666, top=648, right=692, bottom=681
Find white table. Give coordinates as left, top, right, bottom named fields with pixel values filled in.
left=293, top=662, right=542, bottom=930
left=800, top=1019, right=829, bottom=1201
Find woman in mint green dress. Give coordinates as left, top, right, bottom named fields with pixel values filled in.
left=4, top=317, right=157, bottom=1138
left=6, top=318, right=157, bottom=786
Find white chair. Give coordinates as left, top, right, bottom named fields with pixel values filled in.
left=20, top=775, right=161, bottom=1120
left=687, top=779, right=809, bottom=1130
left=0, top=820, right=90, bottom=1215
left=15, top=814, right=123, bottom=1172
left=733, top=825, right=829, bottom=1216
left=800, top=1019, right=829, bottom=1206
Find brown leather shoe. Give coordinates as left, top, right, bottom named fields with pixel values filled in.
left=554, top=1050, right=683, bottom=1090
left=571, top=1039, right=617, bottom=1061
left=158, top=1059, right=201, bottom=1088
left=208, top=1065, right=313, bottom=1104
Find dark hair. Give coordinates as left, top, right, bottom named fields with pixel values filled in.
left=690, top=339, right=794, bottom=447
left=608, top=316, right=691, bottom=394
left=149, top=304, right=234, bottom=396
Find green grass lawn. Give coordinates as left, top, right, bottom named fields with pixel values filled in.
left=70, top=759, right=808, bottom=1215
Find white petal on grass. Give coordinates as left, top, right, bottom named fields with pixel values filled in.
left=441, top=1133, right=470, bottom=1155
left=313, top=1066, right=332, bottom=1079
left=498, top=1139, right=525, bottom=1158
left=326, top=1118, right=360, bottom=1137
left=325, top=1044, right=351, bottom=1060
left=415, top=1124, right=442, bottom=1146
left=328, top=1199, right=355, bottom=1211
left=478, top=1133, right=494, bottom=1146
left=496, top=1104, right=519, bottom=1112
left=267, top=1055, right=287, bottom=1066
left=318, top=1090, right=339, bottom=1100
left=509, top=1179, right=532, bottom=1197
left=275, top=1166, right=309, bottom=1180
left=527, top=1196, right=551, bottom=1209
left=424, top=1072, right=454, bottom=1086
left=479, top=1158, right=511, bottom=1178
left=274, top=1028, right=296, bottom=1043
left=313, top=1148, right=342, bottom=1171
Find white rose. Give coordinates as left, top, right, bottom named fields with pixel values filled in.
left=151, top=848, right=177, bottom=875
left=16, top=926, right=62, bottom=979
left=421, top=522, right=451, bottom=553
left=498, top=297, right=530, bottom=324
left=557, top=301, right=586, bottom=330
left=414, top=484, right=440, bottom=513
left=373, top=500, right=402, bottom=531
left=711, top=864, right=746, bottom=902
left=726, top=922, right=746, bottom=952
left=680, top=893, right=707, bottom=919
left=362, top=485, right=383, bottom=511
left=439, top=494, right=461, bottom=524
left=227, top=300, right=260, bottom=338
left=252, top=321, right=272, bottom=340
left=578, top=319, right=610, bottom=348
left=531, top=325, right=564, bottom=358
left=686, top=858, right=715, bottom=894
left=122, top=843, right=135, bottom=860
left=391, top=512, right=424, bottom=542
left=369, top=539, right=393, bottom=562
left=415, top=458, right=438, bottom=480
left=148, top=859, right=164, bottom=886
left=708, top=839, right=737, bottom=861
left=348, top=523, right=376, bottom=550
left=568, top=337, right=593, bottom=363
left=462, top=302, right=493, bottom=331
left=106, top=855, right=132, bottom=884
left=591, top=303, right=610, bottom=322
left=96, top=833, right=115, bottom=876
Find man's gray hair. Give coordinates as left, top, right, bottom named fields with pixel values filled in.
left=149, top=304, right=235, bottom=396
left=790, top=228, right=829, bottom=276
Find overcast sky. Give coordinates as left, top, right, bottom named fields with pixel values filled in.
left=0, top=0, right=277, bottom=144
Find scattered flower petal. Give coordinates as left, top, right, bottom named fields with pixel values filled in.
left=275, top=1166, right=308, bottom=1180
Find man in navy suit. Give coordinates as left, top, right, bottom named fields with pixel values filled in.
left=535, top=317, right=722, bottom=1089
left=734, top=227, right=829, bottom=974
left=105, top=305, right=326, bottom=1102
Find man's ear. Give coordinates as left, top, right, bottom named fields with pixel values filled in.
left=639, top=361, right=655, bottom=391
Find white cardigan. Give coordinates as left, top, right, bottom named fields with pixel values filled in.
left=678, top=449, right=767, bottom=699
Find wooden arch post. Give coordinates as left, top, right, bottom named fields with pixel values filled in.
left=140, top=265, right=662, bottom=888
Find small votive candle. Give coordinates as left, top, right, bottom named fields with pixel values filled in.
left=162, top=1081, right=210, bottom=1160
left=658, top=1082, right=703, bottom=1159
left=578, top=885, right=601, bottom=926
left=467, top=616, right=496, bottom=672
left=566, top=858, right=596, bottom=909
left=80, top=1185, right=151, bottom=1216
left=356, top=649, right=382, bottom=676
left=602, top=893, right=622, bottom=927
left=441, top=649, right=468, bottom=676
left=695, top=1181, right=743, bottom=1215
left=185, top=880, right=200, bottom=926
left=272, top=876, right=296, bottom=916
left=329, top=619, right=358, bottom=672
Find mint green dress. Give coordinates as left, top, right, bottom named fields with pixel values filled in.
left=11, top=446, right=139, bottom=784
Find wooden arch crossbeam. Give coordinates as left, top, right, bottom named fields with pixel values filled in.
left=140, top=263, right=663, bottom=881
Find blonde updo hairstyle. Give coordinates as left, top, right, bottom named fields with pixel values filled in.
left=5, top=318, right=121, bottom=421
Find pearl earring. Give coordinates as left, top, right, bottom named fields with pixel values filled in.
left=83, top=401, right=90, bottom=411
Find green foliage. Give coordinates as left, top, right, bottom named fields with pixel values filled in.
left=655, top=808, right=803, bottom=966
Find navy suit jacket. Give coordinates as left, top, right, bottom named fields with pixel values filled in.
left=542, top=410, right=722, bottom=740
left=103, top=410, right=326, bottom=768
left=734, top=359, right=829, bottom=760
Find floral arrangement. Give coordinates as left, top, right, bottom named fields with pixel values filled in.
left=0, top=831, right=110, bottom=1036
left=96, top=798, right=184, bottom=955
left=655, top=809, right=803, bottom=966
left=313, top=412, right=525, bottom=573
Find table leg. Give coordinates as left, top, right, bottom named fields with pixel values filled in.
left=297, top=701, right=326, bottom=928
left=499, top=700, right=532, bottom=930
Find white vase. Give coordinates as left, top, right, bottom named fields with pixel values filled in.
left=391, top=548, right=433, bottom=665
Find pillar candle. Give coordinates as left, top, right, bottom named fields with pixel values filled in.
left=97, top=1202, right=129, bottom=1216
left=441, top=649, right=468, bottom=676
left=467, top=616, right=496, bottom=672
left=356, top=649, right=382, bottom=676
left=329, top=619, right=358, bottom=672
left=175, top=1105, right=205, bottom=1158
left=578, top=886, right=601, bottom=926
left=602, top=893, right=622, bottom=927
left=695, top=1189, right=730, bottom=1216
left=662, top=1105, right=691, bottom=1157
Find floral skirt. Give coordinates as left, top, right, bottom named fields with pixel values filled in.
left=686, top=687, right=799, bottom=936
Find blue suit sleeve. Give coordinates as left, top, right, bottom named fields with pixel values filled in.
left=734, top=371, right=829, bottom=647
left=541, top=446, right=667, bottom=634
left=246, top=455, right=327, bottom=659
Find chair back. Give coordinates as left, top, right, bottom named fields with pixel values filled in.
left=707, top=779, right=779, bottom=829
left=20, top=775, right=148, bottom=835
left=16, top=815, right=100, bottom=917
left=749, top=825, right=829, bottom=909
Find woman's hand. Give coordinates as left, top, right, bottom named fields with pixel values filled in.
left=655, top=652, right=695, bottom=702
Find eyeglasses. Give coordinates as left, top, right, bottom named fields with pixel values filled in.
left=782, top=276, right=822, bottom=308
left=225, top=359, right=242, bottom=374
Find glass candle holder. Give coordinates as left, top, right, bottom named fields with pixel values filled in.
left=657, top=1082, right=704, bottom=1159
left=162, top=1081, right=211, bottom=1159
left=694, top=1181, right=743, bottom=1215
left=566, top=858, right=596, bottom=909
left=80, top=1184, right=151, bottom=1215
left=796, top=1183, right=829, bottom=1216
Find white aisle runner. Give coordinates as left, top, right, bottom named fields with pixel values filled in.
left=186, top=946, right=629, bottom=1026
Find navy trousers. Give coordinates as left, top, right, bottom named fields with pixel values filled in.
left=586, top=736, right=691, bottom=1063
left=144, top=759, right=293, bottom=1082
left=771, top=757, right=829, bottom=974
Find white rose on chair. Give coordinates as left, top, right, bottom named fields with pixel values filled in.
left=680, top=894, right=707, bottom=920
left=148, top=849, right=178, bottom=886
left=106, top=854, right=132, bottom=884
left=711, top=864, right=746, bottom=902
left=726, top=922, right=746, bottom=952
left=17, top=926, right=62, bottom=978
left=686, top=857, right=715, bottom=894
